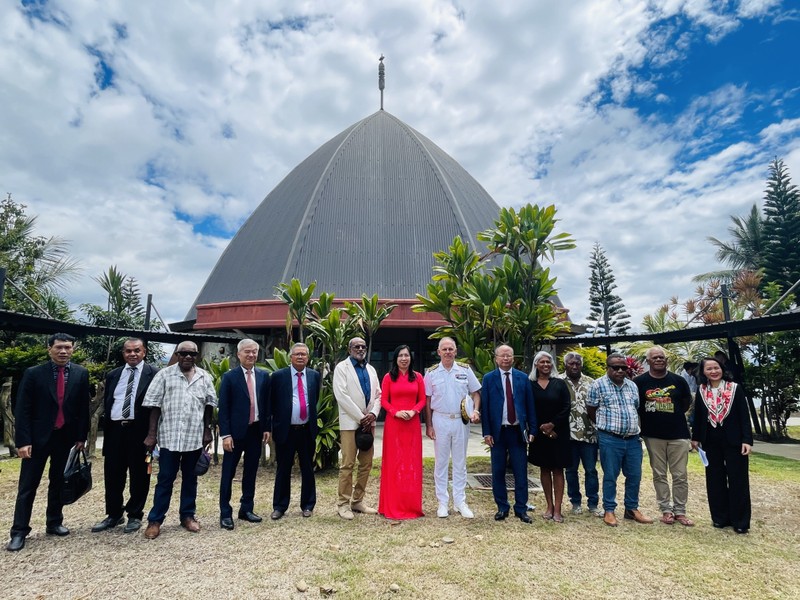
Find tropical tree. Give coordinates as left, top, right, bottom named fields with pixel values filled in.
left=697, top=204, right=765, bottom=283
left=762, top=158, right=800, bottom=295
left=0, top=194, right=80, bottom=341
left=275, top=279, right=316, bottom=343
left=345, top=294, right=397, bottom=362
left=414, top=204, right=575, bottom=375
left=586, top=243, right=630, bottom=335
left=79, top=266, right=164, bottom=366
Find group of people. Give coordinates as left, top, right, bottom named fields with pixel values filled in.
left=6, top=333, right=754, bottom=552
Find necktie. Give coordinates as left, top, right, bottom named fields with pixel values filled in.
left=297, top=372, right=307, bottom=421
left=122, top=366, right=135, bottom=419
left=505, top=371, right=516, bottom=425
left=55, top=365, right=65, bottom=429
left=246, top=369, right=256, bottom=424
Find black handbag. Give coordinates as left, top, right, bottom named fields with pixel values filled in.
left=62, top=445, right=92, bottom=505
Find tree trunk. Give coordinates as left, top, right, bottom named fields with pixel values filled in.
left=87, top=382, right=105, bottom=458
left=1, top=377, right=17, bottom=457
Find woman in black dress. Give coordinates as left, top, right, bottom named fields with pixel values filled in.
left=528, top=351, right=571, bottom=522
left=691, top=356, right=753, bottom=533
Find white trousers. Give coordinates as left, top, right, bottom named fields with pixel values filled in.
left=432, top=412, right=470, bottom=507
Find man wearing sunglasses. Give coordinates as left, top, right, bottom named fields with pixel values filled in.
left=586, top=353, right=652, bottom=527
left=141, top=341, right=217, bottom=539
left=333, top=337, right=381, bottom=520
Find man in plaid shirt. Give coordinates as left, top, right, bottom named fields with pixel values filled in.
left=142, top=341, right=217, bottom=539
left=586, top=353, right=653, bottom=528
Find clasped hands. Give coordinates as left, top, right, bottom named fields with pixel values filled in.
left=539, top=422, right=556, bottom=439
left=394, top=410, right=417, bottom=421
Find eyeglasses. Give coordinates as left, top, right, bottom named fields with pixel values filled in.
left=608, top=365, right=627, bottom=371
left=176, top=351, right=198, bottom=358
left=351, top=344, right=367, bottom=350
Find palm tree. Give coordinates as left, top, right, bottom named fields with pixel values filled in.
left=695, top=204, right=764, bottom=283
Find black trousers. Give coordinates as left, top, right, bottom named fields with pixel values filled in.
left=704, top=426, right=751, bottom=530
left=273, top=424, right=316, bottom=513
left=11, top=427, right=72, bottom=536
left=219, top=423, right=263, bottom=518
left=103, top=421, right=151, bottom=520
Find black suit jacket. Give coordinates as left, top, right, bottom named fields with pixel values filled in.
left=15, top=361, right=91, bottom=448
left=268, top=367, right=319, bottom=445
left=692, top=383, right=754, bottom=446
left=102, top=362, right=159, bottom=453
left=218, top=366, right=270, bottom=440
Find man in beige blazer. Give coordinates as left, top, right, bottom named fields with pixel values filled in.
left=333, top=337, right=381, bottom=520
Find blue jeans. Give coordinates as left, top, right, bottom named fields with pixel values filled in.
left=565, top=440, right=599, bottom=509
left=147, top=447, right=201, bottom=524
left=598, top=431, right=642, bottom=513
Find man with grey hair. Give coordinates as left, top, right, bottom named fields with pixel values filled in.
left=559, top=351, right=602, bottom=517
left=634, top=346, right=694, bottom=526
left=333, top=337, right=381, bottom=519
left=218, top=339, right=271, bottom=530
left=586, top=352, right=652, bottom=527
left=424, top=337, right=481, bottom=519
left=142, top=341, right=217, bottom=539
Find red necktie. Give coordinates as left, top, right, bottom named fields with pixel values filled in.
left=505, top=371, right=516, bottom=425
left=297, top=372, right=307, bottom=421
left=55, top=365, right=66, bottom=429
left=246, top=369, right=256, bottom=424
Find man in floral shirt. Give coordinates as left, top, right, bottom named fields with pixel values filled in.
left=560, top=353, right=602, bottom=517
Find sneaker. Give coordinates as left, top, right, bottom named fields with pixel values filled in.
left=588, top=507, right=604, bottom=517
left=437, top=504, right=449, bottom=518
left=455, top=503, right=474, bottom=519
left=571, top=505, right=583, bottom=515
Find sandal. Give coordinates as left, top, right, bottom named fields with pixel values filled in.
left=552, top=514, right=564, bottom=523
left=542, top=512, right=553, bottom=521
left=660, top=512, right=675, bottom=525
left=674, top=515, right=695, bottom=527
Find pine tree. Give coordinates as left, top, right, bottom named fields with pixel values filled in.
left=762, top=158, right=800, bottom=295
left=587, top=242, right=631, bottom=335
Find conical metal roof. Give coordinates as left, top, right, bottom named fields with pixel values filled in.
left=186, top=109, right=502, bottom=319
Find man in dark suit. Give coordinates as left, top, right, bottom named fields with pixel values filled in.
left=268, top=342, right=319, bottom=520
left=92, top=338, right=158, bottom=534
left=481, top=344, right=537, bottom=523
left=7, top=333, right=90, bottom=552
left=218, top=339, right=271, bottom=530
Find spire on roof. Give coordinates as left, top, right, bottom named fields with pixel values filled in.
left=378, top=54, right=385, bottom=110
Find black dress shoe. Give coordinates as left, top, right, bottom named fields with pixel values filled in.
left=6, top=535, right=25, bottom=552
left=124, top=518, right=142, bottom=533
left=515, top=512, right=533, bottom=524
left=220, top=517, right=235, bottom=530
left=713, top=522, right=730, bottom=529
left=92, top=516, right=124, bottom=532
left=302, top=509, right=313, bottom=518
left=238, top=511, right=263, bottom=523
left=734, top=527, right=749, bottom=534
left=494, top=511, right=509, bottom=521
left=270, top=510, right=284, bottom=521
left=45, top=525, right=70, bottom=536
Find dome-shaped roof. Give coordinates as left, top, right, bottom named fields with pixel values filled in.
left=186, top=109, right=502, bottom=319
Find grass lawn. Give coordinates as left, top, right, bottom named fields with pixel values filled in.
left=0, top=452, right=798, bottom=600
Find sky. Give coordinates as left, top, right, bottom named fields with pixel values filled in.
left=2, top=0, right=799, bottom=332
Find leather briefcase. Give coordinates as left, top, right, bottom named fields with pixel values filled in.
left=62, top=445, right=92, bottom=505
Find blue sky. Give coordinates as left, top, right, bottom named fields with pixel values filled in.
left=1, top=0, right=798, bottom=329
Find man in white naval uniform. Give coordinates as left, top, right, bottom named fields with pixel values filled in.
left=424, top=337, right=482, bottom=518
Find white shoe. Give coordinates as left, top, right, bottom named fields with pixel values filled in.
left=589, top=507, right=604, bottom=517
left=455, top=503, right=474, bottom=519
left=571, top=505, right=583, bottom=515
left=437, top=505, right=449, bottom=518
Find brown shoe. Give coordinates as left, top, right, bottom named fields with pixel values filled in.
left=603, top=511, right=618, bottom=527
left=624, top=509, right=654, bottom=524
left=180, top=516, right=201, bottom=533
left=144, top=522, right=161, bottom=539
